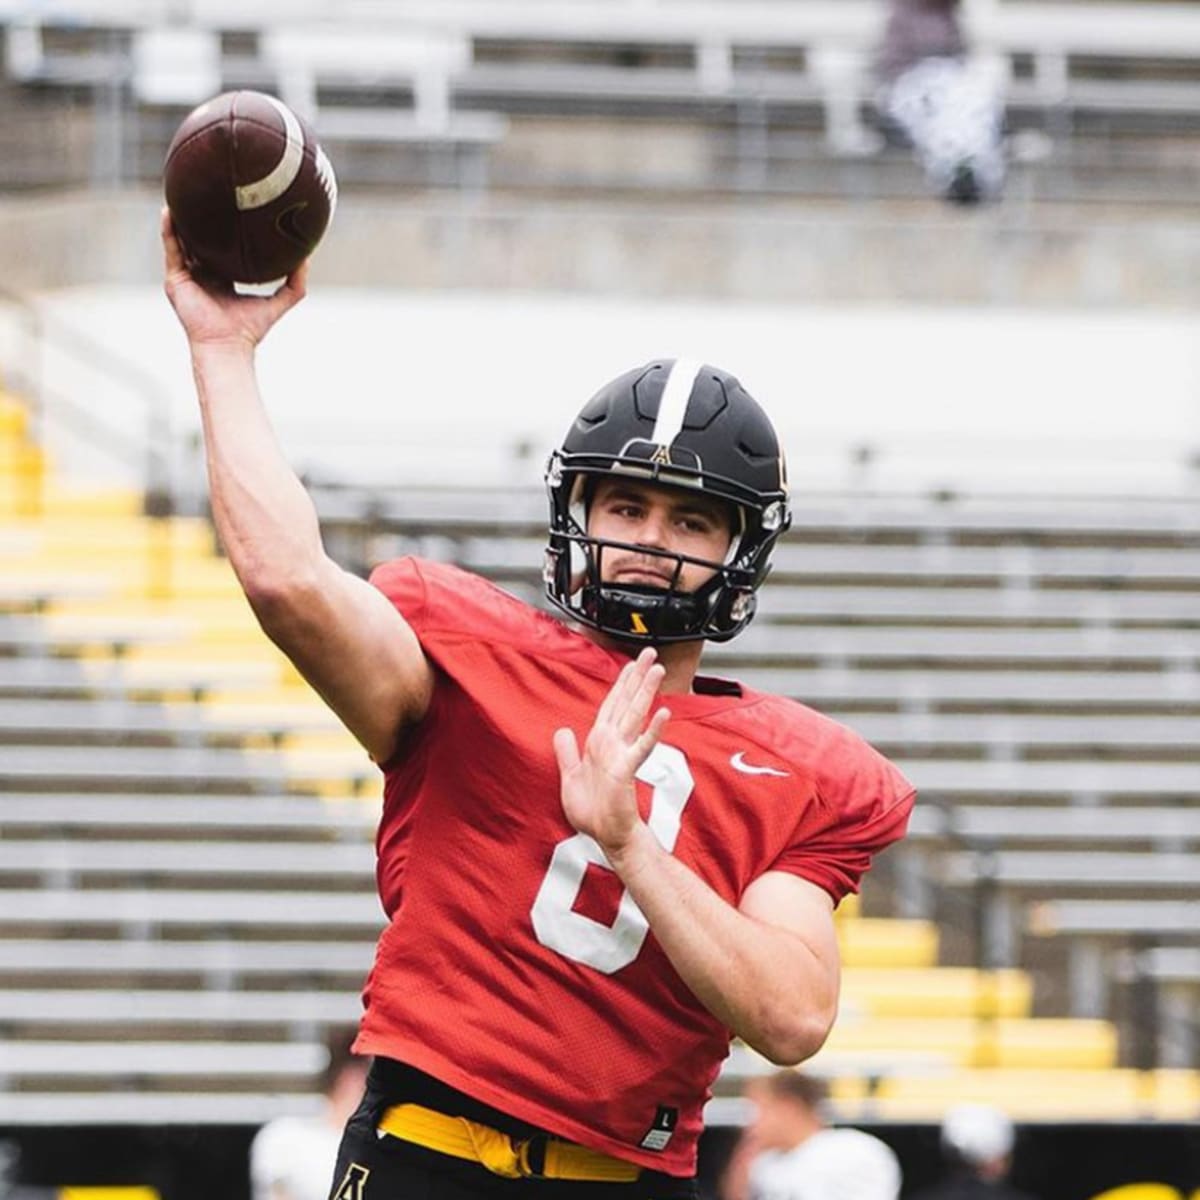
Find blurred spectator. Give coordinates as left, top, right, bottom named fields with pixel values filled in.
left=721, top=1071, right=902, bottom=1200
left=909, top=1103, right=1038, bottom=1200
left=874, top=0, right=1006, bottom=204
left=250, top=1027, right=369, bottom=1200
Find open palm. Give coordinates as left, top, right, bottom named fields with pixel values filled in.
left=553, top=648, right=672, bottom=856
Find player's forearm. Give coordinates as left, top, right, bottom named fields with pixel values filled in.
left=608, top=824, right=837, bottom=1065
left=191, top=342, right=327, bottom=602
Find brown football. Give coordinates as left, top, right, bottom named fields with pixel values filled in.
left=163, top=90, right=337, bottom=285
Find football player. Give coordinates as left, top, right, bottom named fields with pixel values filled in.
left=163, top=210, right=915, bottom=1200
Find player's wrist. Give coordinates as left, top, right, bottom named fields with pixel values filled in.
left=190, top=335, right=259, bottom=371
left=603, top=819, right=659, bottom=879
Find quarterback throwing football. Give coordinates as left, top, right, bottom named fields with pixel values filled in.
left=163, top=211, right=914, bottom=1200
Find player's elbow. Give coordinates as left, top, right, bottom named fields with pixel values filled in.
left=751, top=1009, right=835, bottom=1068
left=242, top=565, right=324, bottom=636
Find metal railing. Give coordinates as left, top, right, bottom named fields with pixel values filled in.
left=0, top=280, right=175, bottom=515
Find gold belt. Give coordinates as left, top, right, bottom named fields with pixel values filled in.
left=376, top=1101, right=641, bottom=1183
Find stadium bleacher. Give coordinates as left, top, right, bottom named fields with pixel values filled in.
left=11, top=0, right=1200, bottom=197
left=2, top=348, right=1198, bottom=1131
left=2, top=6, right=1200, bottom=1188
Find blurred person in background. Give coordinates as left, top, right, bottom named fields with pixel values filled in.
left=909, top=1103, right=1038, bottom=1200
left=720, top=1071, right=902, bottom=1200
left=251, top=1027, right=369, bottom=1200
left=874, top=0, right=1007, bottom=205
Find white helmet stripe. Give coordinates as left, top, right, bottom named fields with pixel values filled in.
left=650, top=358, right=703, bottom=448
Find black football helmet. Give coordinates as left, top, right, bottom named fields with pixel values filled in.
left=544, top=358, right=790, bottom=644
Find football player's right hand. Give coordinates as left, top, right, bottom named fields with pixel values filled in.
left=161, top=207, right=306, bottom=354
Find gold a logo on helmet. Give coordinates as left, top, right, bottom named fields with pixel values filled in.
left=650, top=444, right=672, bottom=466
left=630, top=612, right=649, bottom=635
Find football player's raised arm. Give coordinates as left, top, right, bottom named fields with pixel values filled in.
left=163, top=211, right=432, bottom=764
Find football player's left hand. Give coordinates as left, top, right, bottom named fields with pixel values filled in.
left=553, top=647, right=671, bottom=857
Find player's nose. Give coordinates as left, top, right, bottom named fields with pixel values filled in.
left=632, top=506, right=671, bottom=549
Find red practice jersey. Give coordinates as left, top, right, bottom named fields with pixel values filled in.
left=355, top=558, right=915, bottom=1177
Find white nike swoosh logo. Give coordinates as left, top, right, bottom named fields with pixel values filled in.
left=730, top=752, right=790, bottom=778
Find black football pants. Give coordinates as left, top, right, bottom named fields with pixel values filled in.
left=328, top=1083, right=698, bottom=1200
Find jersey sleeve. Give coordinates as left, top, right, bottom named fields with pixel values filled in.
left=771, top=725, right=916, bottom=904
left=368, top=556, right=521, bottom=644
left=368, top=556, right=431, bottom=633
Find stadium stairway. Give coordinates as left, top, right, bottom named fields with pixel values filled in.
left=0, top=398, right=1196, bottom=1126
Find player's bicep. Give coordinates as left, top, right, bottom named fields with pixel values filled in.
left=258, top=558, right=433, bottom=764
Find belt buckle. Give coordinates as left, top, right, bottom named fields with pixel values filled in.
left=516, top=1133, right=549, bottom=1178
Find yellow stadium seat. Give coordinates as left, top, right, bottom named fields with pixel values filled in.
left=840, top=967, right=1032, bottom=1020
left=866, top=1068, right=1200, bottom=1121
left=837, top=917, right=939, bottom=969
left=59, top=1190, right=161, bottom=1200
left=1088, top=1186, right=1185, bottom=1200
left=823, top=1017, right=1117, bottom=1070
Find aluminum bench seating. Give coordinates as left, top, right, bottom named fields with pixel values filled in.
left=936, top=850, right=1200, bottom=966
left=906, top=805, right=1200, bottom=849
left=343, top=0, right=1200, bottom=131
left=0, top=609, right=271, bottom=652
left=706, top=624, right=1200, bottom=668
left=0, top=888, right=387, bottom=935
left=0, top=838, right=375, bottom=884
left=755, top=585, right=1200, bottom=627
left=0, top=697, right=340, bottom=746
left=1029, top=899, right=1200, bottom=940
left=1028, top=899, right=1200, bottom=1022
left=0, top=655, right=280, bottom=700
left=844, top=713, right=1200, bottom=757
left=0, top=614, right=182, bottom=656
left=941, top=850, right=1200, bottom=892
left=0, top=514, right=215, bottom=555
left=0, top=938, right=377, bottom=986
left=7, top=554, right=242, bottom=597
left=732, top=668, right=1200, bottom=713
left=0, top=744, right=373, bottom=793
left=0, top=1038, right=323, bottom=1083
left=0, top=988, right=360, bottom=1029
left=0, top=792, right=377, bottom=837
left=0, top=1091, right=321, bottom=1125
left=1137, top=945, right=1200, bottom=984
left=892, top=760, right=1200, bottom=803
left=1123, top=945, right=1200, bottom=1068
left=0, top=575, right=109, bottom=613
left=260, top=26, right=508, bottom=150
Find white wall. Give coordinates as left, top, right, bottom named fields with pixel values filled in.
left=20, top=284, right=1200, bottom=498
